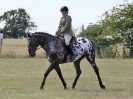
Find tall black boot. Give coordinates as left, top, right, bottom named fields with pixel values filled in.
left=66, top=45, right=73, bottom=55
left=66, top=45, right=73, bottom=61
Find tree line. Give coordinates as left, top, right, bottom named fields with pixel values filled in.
left=79, top=1, right=133, bottom=58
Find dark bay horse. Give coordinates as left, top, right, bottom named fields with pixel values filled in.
left=27, top=32, right=105, bottom=90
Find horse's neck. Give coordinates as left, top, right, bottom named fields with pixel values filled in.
left=38, top=34, right=55, bottom=52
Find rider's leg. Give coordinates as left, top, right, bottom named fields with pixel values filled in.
left=64, top=34, right=72, bottom=46
left=64, top=34, right=72, bottom=54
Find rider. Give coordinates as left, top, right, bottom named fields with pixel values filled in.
left=55, top=6, right=74, bottom=56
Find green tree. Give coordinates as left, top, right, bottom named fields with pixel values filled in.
left=79, top=23, right=106, bottom=58
left=101, top=2, right=133, bottom=57
left=79, top=23, right=121, bottom=58
left=0, top=8, right=36, bottom=38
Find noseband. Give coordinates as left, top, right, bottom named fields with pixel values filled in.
left=37, top=46, right=42, bottom=50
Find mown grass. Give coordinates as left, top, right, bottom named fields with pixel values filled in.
left=0, top=58, right=133, bottom=99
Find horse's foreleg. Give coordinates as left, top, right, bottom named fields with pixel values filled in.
left=40, top=64, right=54, bottom=90
left=54, top=65, right=67, bottom=89
left=72, top=59, right=82, bottom=89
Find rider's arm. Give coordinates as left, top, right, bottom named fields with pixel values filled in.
left=60, top=16, right=72, bottom=34
left=55, top=18, right=62, bottom=35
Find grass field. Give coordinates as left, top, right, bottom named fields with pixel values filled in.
left=0, top=58, right=133, bottom=99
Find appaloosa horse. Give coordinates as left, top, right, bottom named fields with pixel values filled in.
left=27, top=32, right=105, bottom=90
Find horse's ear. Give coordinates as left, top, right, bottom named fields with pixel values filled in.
left=27, top=33, right=31, bottom=38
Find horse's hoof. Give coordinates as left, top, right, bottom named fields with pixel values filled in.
left=64, top=86, right=67, bottom=90
left=40, top=86, right=44, bottom=90
left=101, top=85, right=105, bottom=89
left=72, top=86, right=75, bottom=89
left=63, top=83, right=67, bottom=89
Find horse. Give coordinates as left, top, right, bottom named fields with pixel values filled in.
left=27, top=32, right=105, bottom=90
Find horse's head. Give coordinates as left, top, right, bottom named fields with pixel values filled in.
left=27, top=33, right=39, bottom=57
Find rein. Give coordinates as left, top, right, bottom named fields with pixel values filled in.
left=56, top=34, right=64, bottom=44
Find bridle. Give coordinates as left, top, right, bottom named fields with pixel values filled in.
left=36, top=46, right=42, bottom=50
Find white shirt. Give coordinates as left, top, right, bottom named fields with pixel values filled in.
left=0, top=33, right=3, bottom=39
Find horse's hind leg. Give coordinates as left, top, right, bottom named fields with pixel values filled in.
left=86, top=54, right=105, bottom=89
left=72, top=57, right=83, bottom=89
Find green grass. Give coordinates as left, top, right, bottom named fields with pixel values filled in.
left=0, top=58, right=133, bottom=99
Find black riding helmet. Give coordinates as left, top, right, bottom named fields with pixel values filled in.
left=60, top=6, right=69, bottom=12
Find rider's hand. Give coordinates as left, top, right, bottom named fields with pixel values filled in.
left=55, top=31, right=60, bottom=35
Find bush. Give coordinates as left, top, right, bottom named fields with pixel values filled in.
left=100, top=45, right=120, bottom=58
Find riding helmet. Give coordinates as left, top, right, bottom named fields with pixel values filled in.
left=60, top=6, right=69, bottom=12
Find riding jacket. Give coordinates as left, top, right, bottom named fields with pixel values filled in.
left=56, top=15, right=74, bottom=36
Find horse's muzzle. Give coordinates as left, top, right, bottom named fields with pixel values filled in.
left=29, top=53, right=36, bottom=57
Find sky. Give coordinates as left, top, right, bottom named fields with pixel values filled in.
left=0, top=0, right=132, bottom=35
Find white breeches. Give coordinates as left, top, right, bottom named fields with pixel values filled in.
left=64, top=34, right=72, bottom=46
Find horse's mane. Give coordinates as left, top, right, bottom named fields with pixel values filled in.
left=31, top=32, right=56, bottom=41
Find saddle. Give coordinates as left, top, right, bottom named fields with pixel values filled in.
left=56, top=35, right=76, bottom=46
left=56, top=35, right=76, bottom=62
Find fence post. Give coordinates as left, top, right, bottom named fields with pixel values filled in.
left=122, top=43, right=126, bottom=59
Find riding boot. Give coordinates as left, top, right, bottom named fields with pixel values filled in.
left=66, top=45, right=73, bottom=61
left=66, top=45, right=73, bottom=55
